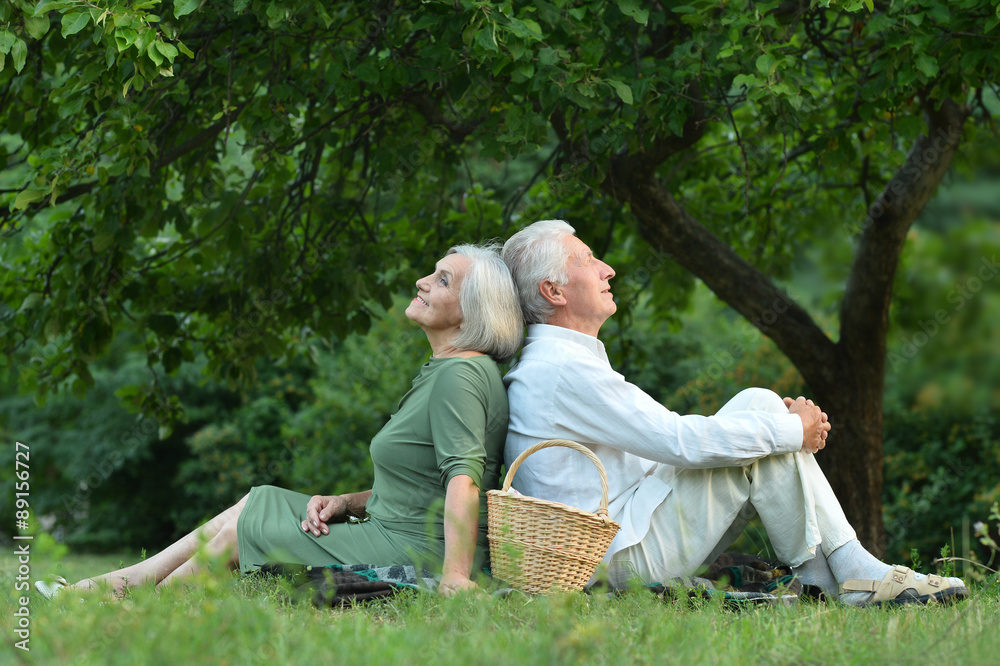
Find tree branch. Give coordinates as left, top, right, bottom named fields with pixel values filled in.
left=601, top=153, right=838, bottom=388
left=839, top=97, right=970, bottom=366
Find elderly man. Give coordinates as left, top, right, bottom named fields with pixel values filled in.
left=501, top=219, right=967, bottom=606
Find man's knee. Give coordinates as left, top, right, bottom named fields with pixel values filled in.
left=723, top=387, right=787, bottom=414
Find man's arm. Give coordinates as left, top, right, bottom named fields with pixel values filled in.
left=544, top=352, right=805, bottom=468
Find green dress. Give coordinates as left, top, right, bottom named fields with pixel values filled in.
left=237, top=355, right=507, bottom=573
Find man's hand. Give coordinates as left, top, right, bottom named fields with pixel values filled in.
left=784, top=396, right=831, bottom=454
left=301, top=495, right=349, bottom=537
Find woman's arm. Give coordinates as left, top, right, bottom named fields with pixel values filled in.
left=438, top=474, right=481, bottom=596
left=302, top=490, right=372, bottom=537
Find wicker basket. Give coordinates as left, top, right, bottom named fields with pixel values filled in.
left=487, top=439, right=621, bottom=594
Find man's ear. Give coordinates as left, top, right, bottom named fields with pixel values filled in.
left=538, top=280, right=567, bottom=307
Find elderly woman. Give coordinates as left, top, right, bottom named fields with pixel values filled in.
left=38, top=242, right=523, bottom=597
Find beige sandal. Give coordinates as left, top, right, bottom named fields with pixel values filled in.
left=34, top=575, right=68, bottom=600
left=839, top=565, right=970, bottom=607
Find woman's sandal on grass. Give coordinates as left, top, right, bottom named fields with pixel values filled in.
left=34, top=575, right=69, bottom=600
left=839, top=564, right=970, bottom=607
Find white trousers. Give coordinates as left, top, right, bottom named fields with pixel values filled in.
left=608, top=388, right=857, bottom=586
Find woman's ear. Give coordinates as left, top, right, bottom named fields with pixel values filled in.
left=538, top=280, right=566, bottom=307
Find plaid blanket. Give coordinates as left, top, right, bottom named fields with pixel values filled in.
left=252, top=552, right=822, bottom=608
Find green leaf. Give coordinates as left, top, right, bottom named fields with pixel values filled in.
left=354, top=60, right=380, bottom=84
left=148, top=314, right=179, bottom=338
left=114, top=384, right=143, bottom=399
left=174, top=0, right=200, bottom=19
left=0, top=30, right=14, bottom=54
left=146, top=41, right=164, bottom=66
left=33, top=1, right=73, bottom=15
left=732, top=73, right=763, bottom=89
left=163, top=346, right=183, bottom=374
left=475, top=27, right=499, bottom=52
left=18, top=293, right=43, bottom=312
left=13, top=188, right=47, bottom=210
left=23, top=15, right=51, bottom=40
left=44, top=315, right=61, bottom=340
left=92, top=231, right=115, bottom=253
left=616, top=0, right=649, bottom=25
left=755, top=53, right=777, bottom=77
left=115, top=28, right=138, bottom=51
left=61, top=11, right=90, bottom=37
left=155, top=41, right=178, bottom=63
left=606, top=79, right=634, bottom=105
left=10, top=37, right=26, bottom=73
left=914, top=53, right=939, bottom=78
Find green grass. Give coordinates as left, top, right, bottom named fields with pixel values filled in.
left=3, top=551, right=1000, bottom=665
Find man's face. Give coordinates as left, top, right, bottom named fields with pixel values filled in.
left=557, top=234, right=617, bottom=335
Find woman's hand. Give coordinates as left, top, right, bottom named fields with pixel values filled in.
left=440, top=475, right=482, bottom=595
left=438, top=571, right=479, bottom=597
left=301, top=495, right=348, bottom=537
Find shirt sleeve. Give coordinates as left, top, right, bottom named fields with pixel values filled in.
left=427, top=360, right=490, bottom=488
left=549, top=349, right=803, bottom=468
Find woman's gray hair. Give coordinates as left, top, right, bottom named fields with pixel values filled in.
left=501, top=219, right=575, bottom=325
left=448, top=242, right=524, bottom=363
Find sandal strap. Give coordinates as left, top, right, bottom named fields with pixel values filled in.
left=838, top=565, right=947, bottom=602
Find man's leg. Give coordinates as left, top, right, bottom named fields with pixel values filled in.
left=608, top=462, right=758, bottom=587
left=615, top=388, right=967, bottom=605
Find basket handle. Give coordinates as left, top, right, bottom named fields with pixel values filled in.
left=502, top=439, right=613, bottom=518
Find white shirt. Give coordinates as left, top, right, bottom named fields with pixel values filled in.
left=503, top=324, right=803, bottom=559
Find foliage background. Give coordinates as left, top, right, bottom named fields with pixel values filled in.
left=2, top=169, right=998, bottom=568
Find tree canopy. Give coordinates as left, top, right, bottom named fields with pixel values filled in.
left=2, top=0, right=998, bottom=549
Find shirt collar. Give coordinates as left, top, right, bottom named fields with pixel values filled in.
left=525, top=323, right=610, bottom=364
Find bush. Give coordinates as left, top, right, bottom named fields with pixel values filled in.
left=882, top=409, right=1000, bottom=569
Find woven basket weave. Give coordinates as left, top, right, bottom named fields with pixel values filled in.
left=487, top=439, right=621, bottom=594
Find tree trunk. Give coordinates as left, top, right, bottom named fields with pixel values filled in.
left=809, top=349, right=886, bottom=554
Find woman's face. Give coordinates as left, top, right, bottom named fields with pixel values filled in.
left=404, top=253, right=471, bottom=337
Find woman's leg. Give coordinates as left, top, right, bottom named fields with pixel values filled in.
left=72, top=494, right=249, bottom=595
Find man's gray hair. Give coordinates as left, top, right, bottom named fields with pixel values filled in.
left=448, top=242, right=524, bottom=363
left=501, top=219, right=575, bottom=325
